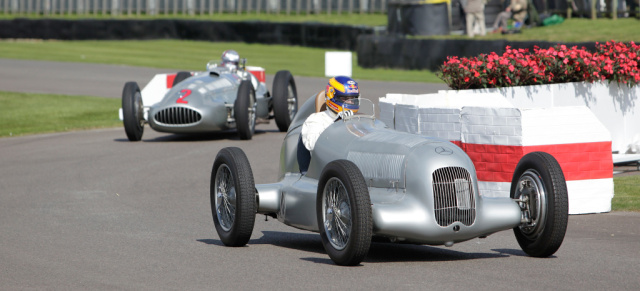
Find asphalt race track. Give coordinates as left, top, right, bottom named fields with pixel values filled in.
left=1, top=59, right=639, bottom=290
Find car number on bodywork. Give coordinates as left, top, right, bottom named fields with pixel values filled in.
left=176, top=89, right=191, bottom=104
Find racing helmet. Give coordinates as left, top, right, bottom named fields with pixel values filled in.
left=221, top=50, right=240, bottom=67
left=325, top=76, right=360, bottom=113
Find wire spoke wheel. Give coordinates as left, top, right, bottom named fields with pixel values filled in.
left=286, top=84, right=298, bottom=121
left=248, top=89, right=256, bottom=131
left=215, top=164, right=236, bottom=232
left=316, top=160, right=371, bottom=266
left=210, top=147, right=256, bottom=247
left=235, top=80, right=257, bottom=140
left=322, top=177, right=352, bottom=250
left=122, top=81, right=144, bottom=141
left=272, top=70, right=298, bottom=132
left=133, top=91, right=144, bottom=128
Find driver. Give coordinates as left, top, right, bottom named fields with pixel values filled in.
left=220, top=49, right=240, bottom=69
left=301, top=76, right=360, bottom=152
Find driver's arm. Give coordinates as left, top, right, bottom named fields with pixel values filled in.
left=301, top=111, right=334, bottom=152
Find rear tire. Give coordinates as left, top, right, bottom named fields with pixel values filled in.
left=211, top=147, right=257, bottom=247
left=234, top=80, right=257, bottom=140
left=510, top=152, right=568, bottom=257
left=122, top=82, right=144, bottom=141
left=272, top=70, right=298, bottom=132
left=317, top=160, right=372, bottom=266
left=172, top=71, right=192, bottom=87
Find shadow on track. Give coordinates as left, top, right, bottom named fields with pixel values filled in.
left=113, top=129, right=280, bottom=142
left=198, top=230, right=514, bottom=265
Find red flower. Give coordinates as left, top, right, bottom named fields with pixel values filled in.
left=438, top=41, right=640, bottom=89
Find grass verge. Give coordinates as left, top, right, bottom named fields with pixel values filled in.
left=421, top=18, right=640, bottom=43
left=2, top=12, right=638, bottom=42
left=0, top=39, right=442, bottom=83
left=613, top=175, right=640, bottom=212
left=0, top=91, right=121, bottom=137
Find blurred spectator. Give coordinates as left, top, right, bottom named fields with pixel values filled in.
left=458, top=0, right=468, bottom=35
left=626, top=0, right=639, bottom=17
left=492, top=0, right=529, bottom=32
left=464, top=0, right=487, bottom=37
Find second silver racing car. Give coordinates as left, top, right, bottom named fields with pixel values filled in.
left=120, top=58, right=298, bottom=141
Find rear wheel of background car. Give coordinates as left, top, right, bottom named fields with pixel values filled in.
left=234, top=80, right=257, bottom=140
left=510, top=152, right=569, bottom=257
left=272, top=70, right=298, bottom=132
left=172, top=71, right=192, bottom=87
left=122, top=81, right=144, bottom=141
left=316, top=160, right=372, bottom=266
left=211, top=147, right=257, bottom=247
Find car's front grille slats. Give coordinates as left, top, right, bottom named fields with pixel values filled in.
left=432, top=166, right=476, bottom=227
left=154, top=107, right=202, bottom=126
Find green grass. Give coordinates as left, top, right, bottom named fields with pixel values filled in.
left=0, top=91, right=121, bottom=137
left=2, top=12, right=638, bottom=42
left=431, top=18, right=640, bottom=43
left=0, top=39, right=442, bottom=83
left=613, top=175, right=640, bottom=212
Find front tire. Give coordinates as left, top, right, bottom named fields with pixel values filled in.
left=510, top=152, right=568, bottom=257
left=316, top=160, right=372, bottom=266
left=235, top=80, right=257, bottom=140
left=272, top=70, right=298, bottom=132
left=211, top=147, right=257, bottom=247
left=122, top=81, right=144, bottom=141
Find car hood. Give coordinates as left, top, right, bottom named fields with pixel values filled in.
left=156, top=72, right=241, bottom=108
left=306, top=117, right=471, bottom=185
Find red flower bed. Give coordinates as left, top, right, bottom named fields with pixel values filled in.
left=438, top=41, right=640, bottom=90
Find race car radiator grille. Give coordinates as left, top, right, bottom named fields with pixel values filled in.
left=432, top=167, right=476, bottom=227
left=154, top=107, right=202, bottom=125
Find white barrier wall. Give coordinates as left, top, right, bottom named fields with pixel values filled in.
left=468, top=81, right=640, bottom=156
left=381, top=90, right=614, bottom=214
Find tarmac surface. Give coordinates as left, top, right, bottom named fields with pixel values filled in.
left=1, top=59, right=639, bottom=290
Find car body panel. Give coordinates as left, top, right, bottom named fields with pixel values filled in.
left=256, top=96, right=522, bottom=245
left=125, top=64, right=272, bottom=134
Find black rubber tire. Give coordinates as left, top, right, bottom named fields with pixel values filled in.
left=210, top=147, right=257, bottom=247
left=172, top=71, right=192, bottom=87
left=510, top=152, right=569, bottom=257
left=121, top=81, right=144, bottom=141
left=316, top=160, right=372, bottom=266
left=234, top=80, right=257, bottom=140
left=272, top=70, right=298, bottom=132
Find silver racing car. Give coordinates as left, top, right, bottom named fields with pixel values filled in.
left=120, top=59, right=297, bottom=141
left=209, top=96, right=569, bottom=266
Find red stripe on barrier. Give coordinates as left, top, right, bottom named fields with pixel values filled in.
left=462, top=142, right=613, bottom=182
left=166, top=74, right=177, bottom=89
left=451, top=140, right=462, bottom=148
